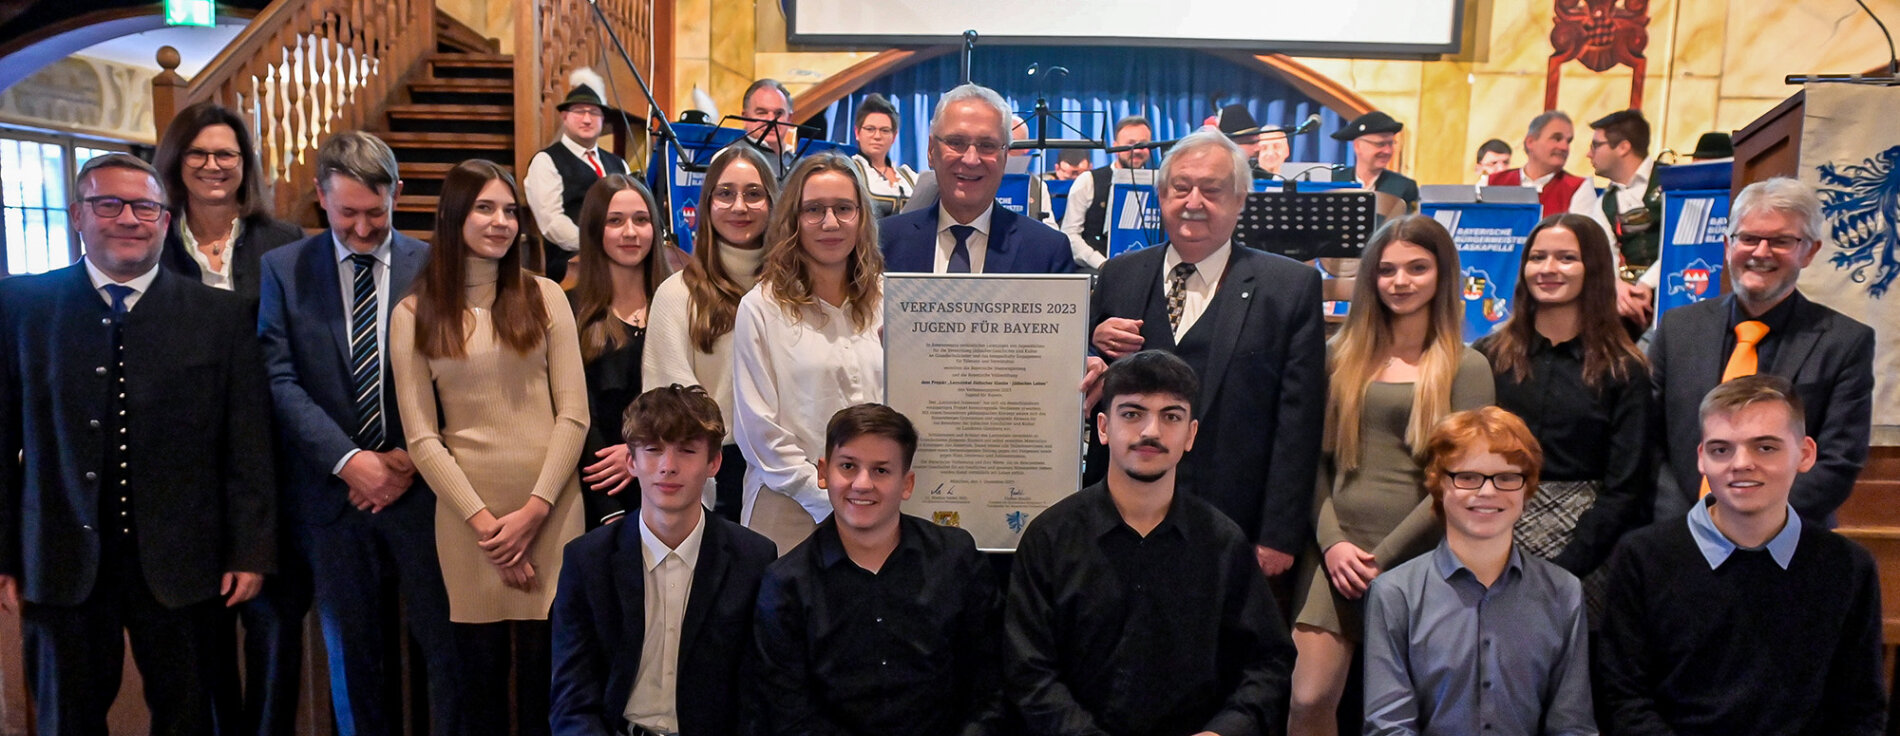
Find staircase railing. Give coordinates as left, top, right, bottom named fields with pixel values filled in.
left=152, top=0, right=436, bottom=218
left=513, top=0, right=653, bottom=175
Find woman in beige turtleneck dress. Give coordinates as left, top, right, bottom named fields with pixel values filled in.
left=390, top=159, right=586, bottom=736
left=643, top=145, right=780, bottom=524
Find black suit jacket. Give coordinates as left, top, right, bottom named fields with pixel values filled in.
left=1649, top=291, right=1875, bottom=523
left=879, top=203, right=1076, bottom=274
left=0, top=263, right=276, bottom=607
left=550, top=513, right=779, bottom=736
left=160, top=214, right=305, bottom=306
left=1090, top=244, right=1328, bottom=554
left=257, top=232, right=430, bottom=525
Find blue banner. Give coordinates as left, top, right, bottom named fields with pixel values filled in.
left=1105, top=180, right=1162, bottom=257
left=1657, top=189, right=1730, bottom=320
left=996, top=174, right=1033, bottom=217
left=1046, top=178, right=1075, bottom=224
left=1422, top=202, right=1541, bottom=341
left=647, top=124, right=742, bottom=254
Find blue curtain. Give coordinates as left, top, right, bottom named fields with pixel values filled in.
left=817, top=46, right=1353, bottom=173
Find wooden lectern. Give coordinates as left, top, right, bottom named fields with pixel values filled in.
left=1737, top=84, right=1900, bottom=719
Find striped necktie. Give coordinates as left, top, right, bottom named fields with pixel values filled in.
left=348, top=254, right=385, bottom=450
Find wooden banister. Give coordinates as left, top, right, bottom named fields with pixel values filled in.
left=515, top=0, right=655, bottom=174
left=152, top=0, right=435, bottom=218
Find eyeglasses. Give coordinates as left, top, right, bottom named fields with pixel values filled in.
left=1448, top=471, right=1528, bottom=491
left=1730, top=233, right=1808, bottom=252
left=858, top=125, right=894, bottom=136
left=184, top=148, right=242, bottom=169
left=798, top=202, right=860, bottom=224
left=711, top=187, right=768, bottom=208
left=81, top=196, right=166, bottom=222
left=934, top=135, right=1005, bottom=157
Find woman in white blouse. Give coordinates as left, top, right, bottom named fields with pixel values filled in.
left=849, top=93, right=915, bottom=219
left=732, top=153, right=886, bottom=553
left=643, top=145, right=779, bottom=520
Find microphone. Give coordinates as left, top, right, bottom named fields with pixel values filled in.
left=1293, top=113, right=1322, bottom=135
left=1026, top=62, right=1040, bottom=76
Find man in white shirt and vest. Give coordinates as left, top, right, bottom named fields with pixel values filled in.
left=525, top=68, right=629, bottom=283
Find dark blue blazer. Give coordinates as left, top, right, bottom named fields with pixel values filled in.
left=550, top=512, right=778, bottom=736
left=0, top=264, right=276, bottom=607
left=1089, top=244, right=1328, bottom=555
left=256, top=232, right=430, bottom=525
left=879, top=202, right=1076, bottom=274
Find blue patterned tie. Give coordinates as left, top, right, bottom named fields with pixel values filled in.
left=103, top=284, right=134, bottom=320
left=348, top=254, right=385, bottom=450
left=947, top=224, right=975, bottom=273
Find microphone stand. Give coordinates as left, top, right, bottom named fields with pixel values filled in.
left=960, top=30, right=978, bottom=85
left=585, top=0, right=688, bottom=248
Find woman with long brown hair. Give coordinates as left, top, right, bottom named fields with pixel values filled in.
left=1288, top=215, right=1495, bottom=736
left=390, top=158, right=586, bottom=736
left=567, top=174, right=670, bottom=526
left=644, top=145, right=779, bottom=521
left=1474, top=213, right=1650, bottom=610
left=732, top=153, right=885, bottom=553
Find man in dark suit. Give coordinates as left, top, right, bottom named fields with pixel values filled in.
left=550, top=385, right=778, bottom=736
left=1329, top=111, right=1420, bottom=212
left=0, top=153, right=275, bottom=735
left=1089, top=128, right=1327, bottom=579
left=257, top=131, right=464, bottom=734
left=879, top=83, right=1075, bottom=275
left=1649, top=176, right=1874, bottom=525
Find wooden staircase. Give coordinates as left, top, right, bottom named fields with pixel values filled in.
left=369, top=49, right=519, bottom=244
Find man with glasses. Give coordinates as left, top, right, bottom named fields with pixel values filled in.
left=1362, top=407, right=1595, bottom=735
left=1584, top=109, right=1664, bottom=326
left=1648, top=177, right=1873, bottom=525
left=879, top=83, right=1074, bottom=274
left=0, top=153, right=275, bottom=734
left=1330, top=111, right=1419, bottom=212
left=525, top=69, right=629, bottom=282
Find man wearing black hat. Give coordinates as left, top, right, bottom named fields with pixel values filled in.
left=524, top=68, right=629, bottom=283
left=1330, top=111, right=1419, bottom=211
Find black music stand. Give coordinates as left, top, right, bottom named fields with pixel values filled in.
left=1235, top=189, right=1378, bottom=261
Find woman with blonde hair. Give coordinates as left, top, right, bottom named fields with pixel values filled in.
left=1288, top=215, right=1495, bottom=736
left=568, top=174, right=671, bottom=526
left=732, top=153, right=885, bottom=553
left=391, top=158, right=587, bottom=736
left=644, top=145, right=779, bottom=520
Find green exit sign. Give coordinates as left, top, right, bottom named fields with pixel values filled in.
left=165, top=0, right=215, bottom=27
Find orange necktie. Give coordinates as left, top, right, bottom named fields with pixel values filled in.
left=1701, top=320, right=1771, bottom=497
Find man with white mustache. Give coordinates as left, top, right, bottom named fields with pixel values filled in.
left=1647, top=177, right=1873, bottom=525
left=1087, top=129, right=1327, bottom=582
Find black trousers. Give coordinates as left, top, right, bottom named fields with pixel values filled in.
left=213, top=555, right=314, bottom=736
left=458, top=619, right=552, bottom=736
left=304, top=489, right=466, bottom=736
left=714, top=443, right=748, bottom=523
left=22, top=540, right=227, bottom=736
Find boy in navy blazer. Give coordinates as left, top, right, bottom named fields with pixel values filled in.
left=551, top=384, right=778, bottom=735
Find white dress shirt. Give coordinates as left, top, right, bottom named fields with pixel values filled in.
left=177, top=217, right=243, bottom=290
left=330, top=232, right=394, bottom=475
left=1162, top=241, right=1232, bottom=342
left=623, top=511, right=707, bottom=734
left=1520, top=168, right=1602, bottom=218
left=731, top=284, right=884, bottom=523
left=933, top=204, right=994, bottom=274
left=82, top=257, right=161, bottom=311
left=524, top=134, right=603, bottom=253
left=1059, top=168, right=1111, bottom=269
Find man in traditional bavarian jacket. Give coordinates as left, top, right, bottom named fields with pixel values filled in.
left=524, top=67, right=629, bottom=283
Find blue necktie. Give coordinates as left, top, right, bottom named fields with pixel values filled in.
left=947, top=224, right=976, bottom=273
left=103, top=284, right=134, bottom=320
left=348, top=254, right=385, bottom=451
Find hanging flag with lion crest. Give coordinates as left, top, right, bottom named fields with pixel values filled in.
left=1798, top=83, right=1900, bottom=426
